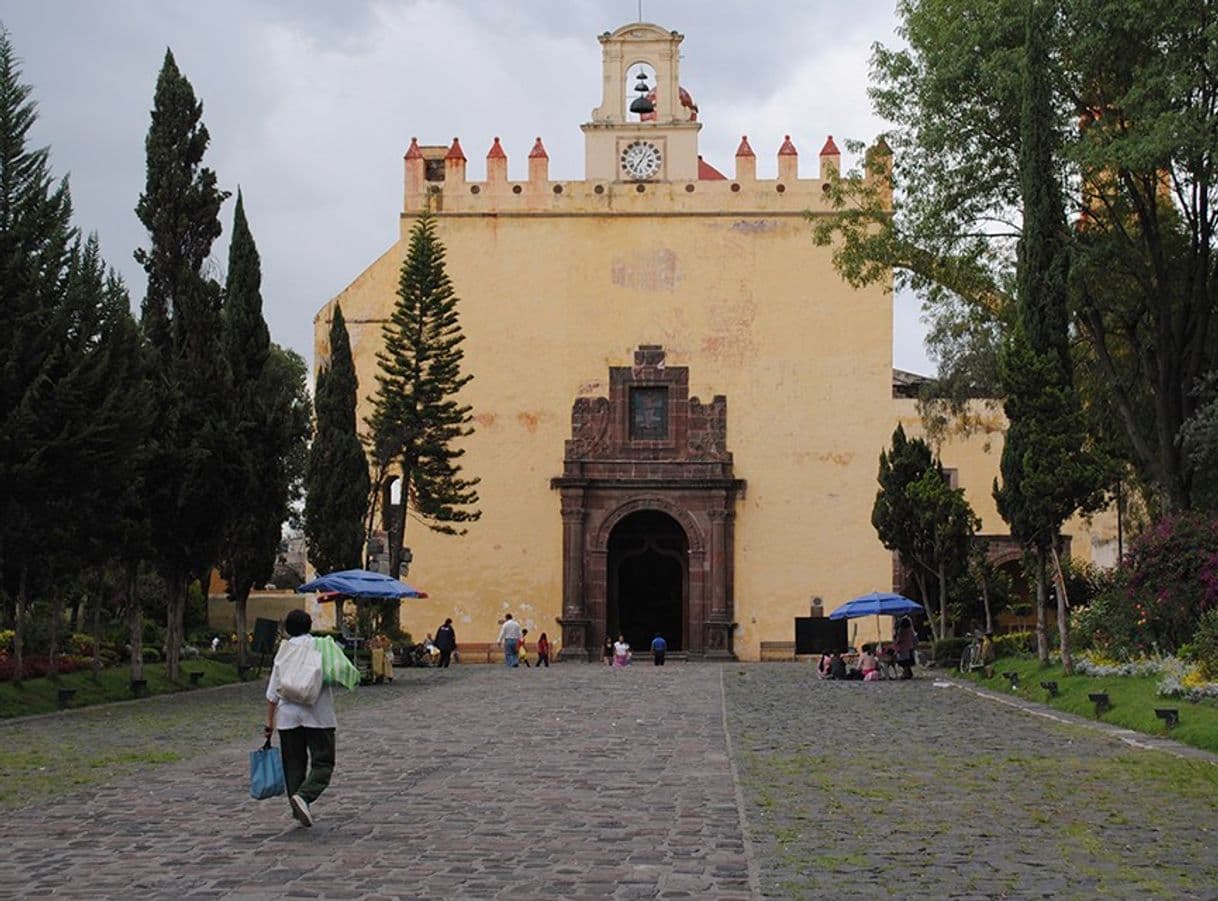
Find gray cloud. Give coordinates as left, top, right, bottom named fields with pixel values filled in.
left=0, top=0, right=929, bottom=374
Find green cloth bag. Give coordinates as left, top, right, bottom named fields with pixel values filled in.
left=313, top=635, right=360, bottom=689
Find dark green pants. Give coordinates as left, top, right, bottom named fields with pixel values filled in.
left=279, top=726, right=336, bottom=804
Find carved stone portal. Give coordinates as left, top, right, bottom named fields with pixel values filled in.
left=551, top=345, right=745, bottom=660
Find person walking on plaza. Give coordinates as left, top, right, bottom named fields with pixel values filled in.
left=651, top=633, right=667, bottom=666
left=435, top=617, right=457, bottom=668
left=894, top=615, right=917, bottom=680
left=518, top=628, right=531, bottom=667
left=265, top=609, right=335, bottom=828
left=497, top=613, right=523, bottom=667
left=536, top=632, right=551, bottom=668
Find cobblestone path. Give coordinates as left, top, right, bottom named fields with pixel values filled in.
left=0, top=664, right=754, bottom=899
left=724, top=666, right=1218, bottom=900
left=3, top=663, right=1217, bottom=899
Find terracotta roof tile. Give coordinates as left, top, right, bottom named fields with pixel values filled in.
left=778, top=135, right=798, bottom=156
left=487, top=137, right=506, bottom=159
left=735, top=135, right=755, bottom=157
left=820, top=135, right=840, bottom=156
left=529, top=137, right=549, bottom=159
left=445, top=137, right=466, bottom=162
left=405, top=137, right=423, bottom=160
left=698, top=156, right=727, bottom=180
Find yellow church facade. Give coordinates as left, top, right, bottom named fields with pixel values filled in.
left=315, top=23, right=1115, bottom=659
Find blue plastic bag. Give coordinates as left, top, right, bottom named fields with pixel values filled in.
left=249, top=740, right=285, bottom=800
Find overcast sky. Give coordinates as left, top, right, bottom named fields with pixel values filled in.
left=0, top=0, right=931, bottom=375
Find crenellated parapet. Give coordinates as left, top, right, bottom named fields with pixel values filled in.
left=401, top=132, right=890, bottom=221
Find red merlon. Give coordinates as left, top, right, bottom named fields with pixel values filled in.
left=820, top=135, right=840, bottom=156
left=778, top=135, right=798, bottom=156
left=445, top=138, right=466, bottom=161
left=735, top=135, right=755, bottom=157
left=405, top=137, right=423, bottom=160
left=529, top=137, right=549, bottom=159
left=487, top=137, right=506, bottom=159
left=698, top=156, right=727, bottom=180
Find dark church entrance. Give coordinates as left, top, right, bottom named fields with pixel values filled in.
left=552, top=346, right=745, bottom=659
left=608, top=511, right=687, bottom=651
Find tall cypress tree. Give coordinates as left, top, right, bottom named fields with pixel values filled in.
left=305, top=304, right=371, bottom=576
left=134, top=49, right=231, bottom=680
left=219, top=192, right=309, bottom=667
left=994, top=0, right=1106, bottom=671
left=367, top=213, right=480, bottom=632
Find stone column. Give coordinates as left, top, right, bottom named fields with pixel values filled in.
left=705, top=507, right=733, bottom=658
left=557, top=497, right=592, bottom=661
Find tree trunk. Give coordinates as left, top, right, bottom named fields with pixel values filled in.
left=165, top=577, right=184, bottom=682
left=13, top=564, right=27, bottom=688
left=48, top=586, right=62, bottom=679
left=69, top=594, right=80, bottom=634
left=128, top=564, right=143, bottom=683
left=938, top=561, right=949, bottom=639
left=1052, top=543, right=1073, bottom=675
left=235, top=587, right=249, bottom=668
left=1034, top=549, right=1049, bottom=664
left=981, top=576, right=993, bottom=634
left=91, top=573, right=104, bottom=681
left=914, top=570, right=938, bottom=642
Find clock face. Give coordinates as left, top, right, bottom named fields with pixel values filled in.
left=620, top=140, right=662, bottom=180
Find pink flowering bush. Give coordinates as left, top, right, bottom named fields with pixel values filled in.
left=1125, top=513, right=1218, bottom=651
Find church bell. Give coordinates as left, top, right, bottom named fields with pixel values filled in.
left=629, top=69, right=654, bottom=115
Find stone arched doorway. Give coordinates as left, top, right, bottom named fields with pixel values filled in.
left=551, top=346, right=745, bottom=660
left=608, top=510, right=688, bottom=651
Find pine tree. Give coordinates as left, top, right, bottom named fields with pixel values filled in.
left=367, top=213, right=480, bottom=632
left=134, top=49, right=232, bottom=681
left=304, top=303, right=371, bottom=576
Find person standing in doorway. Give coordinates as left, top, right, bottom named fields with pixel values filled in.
left=536, top=632, right=551, bottom=668
left=497, top=613, right=523, bottom=668
left=434, top=617, right=457, bottom=668
left=651, top=633, right=667, bottom=666
left=265, top=609, right=335, bottom=828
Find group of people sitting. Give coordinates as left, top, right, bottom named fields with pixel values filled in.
left=817, top=644, right=896, bottom=681
left=817, top=616, right=918, bottom=681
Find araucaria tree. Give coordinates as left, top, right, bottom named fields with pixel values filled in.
left=304, top=304, right=371, bottom=576
left=135, top=49, right=232, bottom=681
left=219, top=192, right=311, bottom=666
left=367, top=213, right=480, bottom=631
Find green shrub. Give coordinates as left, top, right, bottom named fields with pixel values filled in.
left=932, top=637, right=970, bottom=667
left=0, top=629, right=13, bottom=653
left=1070, top=567, right=1143, bottom=659
left=1194, top=609, right=1218, bottom=681
left=141, top=647, right=161, bottom=663
left=67, top=633, right=95, bottom=657
left=993, top=630, right=1035, bottom=657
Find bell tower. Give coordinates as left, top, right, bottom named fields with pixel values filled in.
left=582, top=23, right=701, bottom=183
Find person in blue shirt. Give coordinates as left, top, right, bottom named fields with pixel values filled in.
left=651, top=633, right=668, bottom=666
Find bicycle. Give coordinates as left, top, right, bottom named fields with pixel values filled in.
left=959, top=631, right=987, bottom=675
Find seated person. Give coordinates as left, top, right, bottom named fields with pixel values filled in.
left=877, top=643, right=898, bottom=679
left=817, top=652, right=833, bottom=679
left=828, top=651, right=847, bottom=680
left=858, top=643, right=880, bottom=682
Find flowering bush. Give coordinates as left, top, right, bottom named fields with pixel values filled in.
left=68, top=633, right=95, bottom=657
left=0, top=629, right=14, bottom=653
left=1155, top=656, right=1218, bottom=702
left=1125, top=513, right=1218, bottom=651
left=1074, top=652, right=1170, bottom=678
left=0, top=654, right=91, bottom=682
left=1070, top=568, right=1144, bottom=659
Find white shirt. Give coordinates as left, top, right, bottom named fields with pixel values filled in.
left=497, top=619, right=523, bottom=643
left=614, top=640, right=630, bottom=657
left=266, top=634, right=337, bottom=730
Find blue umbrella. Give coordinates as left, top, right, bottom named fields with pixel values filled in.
left=296, top=569, right=428, bottom=599
left=828, top=592, right=923, bottom=620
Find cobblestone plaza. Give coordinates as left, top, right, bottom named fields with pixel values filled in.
left=1, top=664, right=1215, bottom=899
